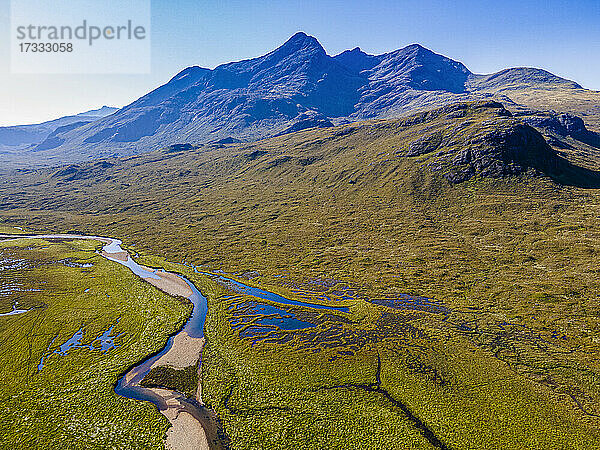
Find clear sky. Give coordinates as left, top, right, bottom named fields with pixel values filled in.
left=0, top=0, right=598, bottom=126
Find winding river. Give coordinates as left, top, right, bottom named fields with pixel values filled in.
left=0, top=233, right=349, bottom=449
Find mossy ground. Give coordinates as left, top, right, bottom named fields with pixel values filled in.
left=141, top=365, right=198, bottom=398
left=0, top=238, right=190, bottom=448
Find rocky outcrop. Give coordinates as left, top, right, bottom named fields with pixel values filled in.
left=522, top=113, right=588, bottom=137
left=443, top=122, right=559, bottom=183
left=406, top=132, right=443, bottom=156
left=390, top=101, right=590, bottom=185
left=276, top=117, right=334, bottom=136
left=50, top=160, right=115, bottom=182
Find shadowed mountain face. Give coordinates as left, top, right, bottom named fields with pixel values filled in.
left=10, top=32, right=600, bottom=165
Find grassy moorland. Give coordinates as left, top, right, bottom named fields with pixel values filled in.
left=0, top=235, right=190, bottom=448
left=1, top=102, right=600, bottom=447
left=141, top=365, right=199, bottom=398
left=131, top=244, right=600, bottom=449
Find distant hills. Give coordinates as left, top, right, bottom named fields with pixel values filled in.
left=0, top=106, right=117, bottom=152
left=5, top=32, right=600, bottom=166
left=41, top=101, right=599, bottom=188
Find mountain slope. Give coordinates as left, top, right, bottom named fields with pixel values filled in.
left=467, top=67, right=582, bottom=91
left=46, top=32, right=363, bottom=159
left=13, top=33, right=600, bottom=165
left=5, top=101, right=598, bottom=206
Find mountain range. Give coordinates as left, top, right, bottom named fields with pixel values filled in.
left=4, top=32, right=600, bottom=166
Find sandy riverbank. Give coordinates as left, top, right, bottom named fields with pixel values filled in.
left=3, top=233, right=213, bottom=449
left=148, top=331, right=205, bottom=404
left=101, top=250, right=129, bottom=262
left=143, top=269, right=193, bottom=298
left=166, top=410, right=209, bottom=450
left=148, top=388, right=210, bottom=450
left=153, top=332, right=204, bottom=369
left=98, top=241, right=209, bottom=448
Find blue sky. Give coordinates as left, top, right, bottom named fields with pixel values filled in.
left=1, top=0, right=599, bottom=125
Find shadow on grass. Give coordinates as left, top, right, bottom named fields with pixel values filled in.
left=549, top=156, right=600, bottom=188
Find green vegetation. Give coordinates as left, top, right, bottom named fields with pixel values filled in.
left=509, top=87, right=600, bottom=132
left=0, top=238, right=190, bottom=448
left=194, top=277, right=600, bottom=449
left=0, top=225, right=27, bottom=234
left=1, top=102, right=600, bottom=447
left=141, top=365, right=199, bottom=398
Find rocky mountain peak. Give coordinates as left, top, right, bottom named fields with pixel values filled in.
left=270, top=32, right=326, bottom=59
left=333, top=47, right=380, bottom=74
